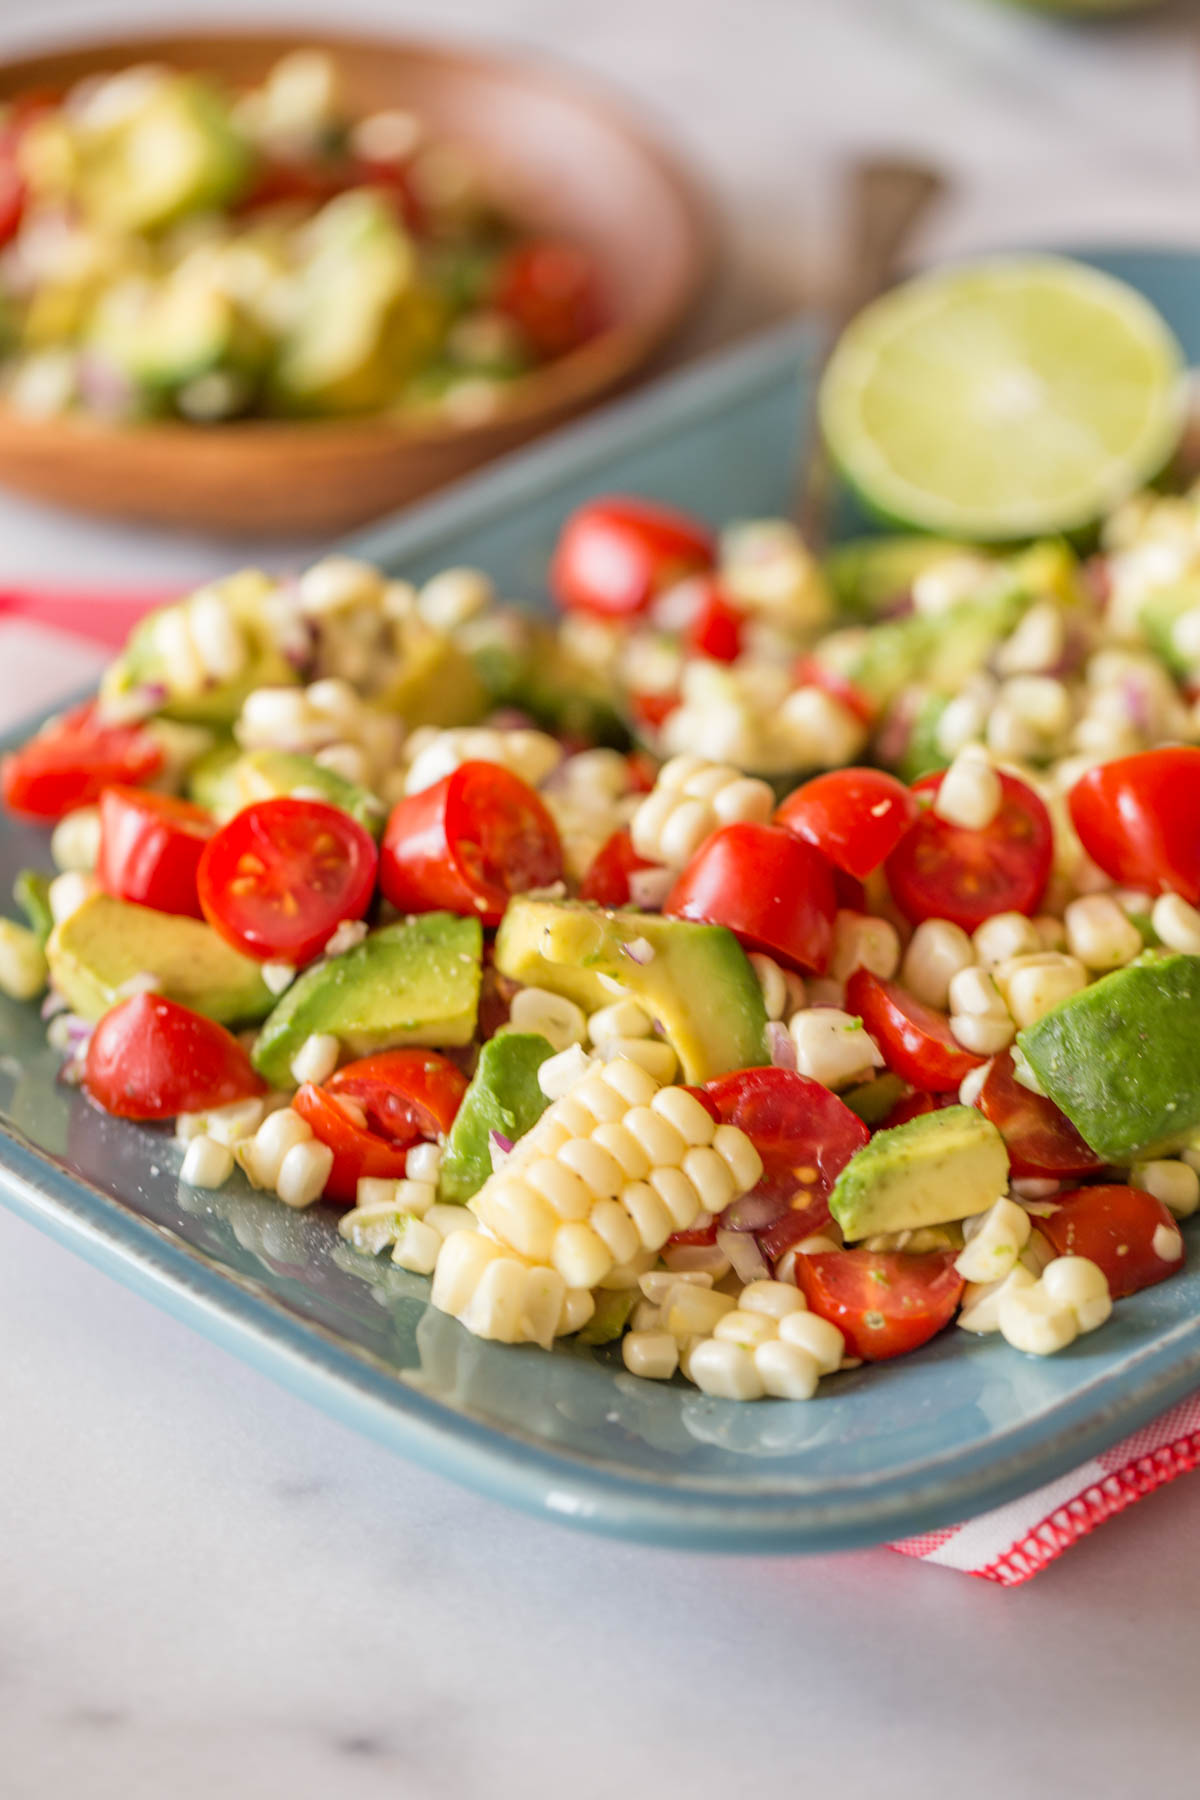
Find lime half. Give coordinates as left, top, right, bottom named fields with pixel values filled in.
left=819, top=256, right=1187, bottom=540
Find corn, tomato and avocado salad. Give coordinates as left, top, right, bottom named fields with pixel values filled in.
left=0, top=50, right=606, bottom=427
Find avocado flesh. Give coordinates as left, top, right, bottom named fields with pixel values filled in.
left=192, top=748, right=383, bottom=834
left=251, top=913, right=482, bottom=1088
left=493, top=897, right=769, bottom=1085
left=1018, top=953, right=1200, bottom=1160
left=47, top=893, right=272, bottom=1025
left=102, top=571, right=299, bottom=727
left=830, top=1106, right=1009, bottom=1241
left=80, top=78, right=253, bottom=233
left=824, top=537, right=974, bottom=618
left=1139, top=578, right=1200, bottom=678
left=438, top=1032, right=554, bottom=1204
left=14, top=869, right=54, bottom=946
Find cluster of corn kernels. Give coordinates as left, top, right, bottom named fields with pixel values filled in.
left=657, top=658, right=868, bottom=776
left=623, top=1272, right=845, bottom=1400
left=506, top=987, right=679, bottom=1083
left=336, top=1144, right=479, bottom=1275
left=235, top=676, right=405, bottom=791
left=541, top=748, right=646, bottom=886
left=629, top=755, right=774, bottom=868
left=401, top=723, right=563, bottom=798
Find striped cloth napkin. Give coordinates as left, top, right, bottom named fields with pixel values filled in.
left=4, top=587, right=1199, bottom=1585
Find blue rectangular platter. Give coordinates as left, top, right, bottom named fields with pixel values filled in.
left=4, top=247, right=1200, bottom=1553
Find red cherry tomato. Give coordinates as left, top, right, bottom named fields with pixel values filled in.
left=776, top=768, right=919, bottom=880
left=654, top=575, right=744, bottom=663
left=0, top=155, right=22, bottom=248
left=792, top=654, right=876, bottom=728
left=879, top=1090, right=954, bottom=1130
left=705, top=1067, right=870, bottom=1251
left=96, top=786, right=214, bottom=919
left=294, top=1049, right=467, bottom=1205
left=974, top=1049, right=1103, bottom=1180
left=381, top=761, right=562, bottom=929
left=665, top=823, right=836, bottom=973
left=1, top=701, right=164, bottom=822
left=493, top=239, right=606, bottom=360
left=550, top=497, right=714, bottom=620
left=624, top=750, right=658, bottom=795
left=198, top=797, right=378, bottom=966
left=1037, top=1184, right=1184, bottom=1299
left=795, top=1248, right=965, bottom=1361
left=629, top=689, right=681, bottom=736
left=83, top=993, right=265, bottom=1121
left=885, top=769, right=1053, bottom=932
left=578, top=828, right=660, bottom=908
left=845, top=966, right=983, bottom=1093
left=1068, top=748, right=1200, bottom=904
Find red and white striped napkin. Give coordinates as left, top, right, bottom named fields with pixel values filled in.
left=5, top=590, right=1199, bottom=1585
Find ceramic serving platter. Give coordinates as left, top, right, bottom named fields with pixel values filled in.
left=4, top=248, right=1200, bottom=1554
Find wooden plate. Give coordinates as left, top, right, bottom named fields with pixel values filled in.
left=0, top=30, right=713, bottom=535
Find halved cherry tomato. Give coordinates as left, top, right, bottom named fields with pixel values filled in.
left=776, top=767, right=919, bottom=880
left=845, top=966, right=983, bottom=1093
left=493, top=239, right=606, bottom=360
left=795, top=1248, right=964, bottom=1361
left=1, top=701, right=163, bottom=822
left=879, top=1090, right=954, bottom=1130
left=0, top=155, right=22, bottom=249
left=1069, top=748, right=1200, bottom=904
left=550, top=497, right=714, bottom=619
left=96, top=786, right=214, bottom=919
left=294, top=1049, right=467, bottom=1205
left=629, top=689, right=681, bottom=736
left=198, top=797, right=378, bottom=965
left=652, top=575, right=744, bottom=663
left=381, top=761, right=562, bottom=928
left=974, top=1049, right=1103, bottom=1180
left=579, top=828, right=660, bottom=908
left=1038, top=1184, right=1183, bottom=1299
left=706, top=1067, right=869, bottom=1252
left=665, top=823, right=836, bottom=972
left=792, top=654, right=877, bottom=728
left=83, top=993, right=265, bottom=1121
left=885, top=769, right=1053, bottom=932
left=624, top=750, right=659, bottom=795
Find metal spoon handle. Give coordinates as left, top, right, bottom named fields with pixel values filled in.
left=796, top=157, right=948, bottom=550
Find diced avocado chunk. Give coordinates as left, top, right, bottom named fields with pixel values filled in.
left=438, top=1032, right=554, bottom=1203
left=46, top=893, right=272, bottom=1025
left=80, top=76, right=253, bottom=233
left=101, top=571, right=299, bottom=727
left=374, top=618, right=488, bottom=729
left=493, top=897, right=768, bottom=1084
left=13, top=869, right=54, bottom=945
left=1139, top=578, right=1200, bottom=678
left=0, top=917, right=48, bottom=1000
left=193, top=747, right=383, bottom=833
left=830, top=1106, right=1009, bottom=1241
left=89, top=270, right=266, bottom=407
left=577, top=1289, right=637, bottom=1345
left=841, top=1072, right=907, bottom=1128
left=825, top=537, right=973, bottom=618
left=1017, top=953, right=1200, bottom=1160
left=252, top=913, right=481, bottom=1087
left=894, top=690, right=950, bottom=784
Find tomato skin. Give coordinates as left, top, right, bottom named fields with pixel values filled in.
left=578, top=828, right=660, bottom=907
left=381, top=761, right=563, bottom=929
left=294, top=1049, right=467, bottom=1205
left=1069, top=749, right=1200, bottom=904
left=493, top=239, right=606, bottom=359
left=974, top=1049, right=1103, bottom=1180
left=845, top=967, right=982, bottom=1092
left=1038, top=1185, right=1183, bottom=1299
left=706, top=1067, right=869, bottom=1250
left=96, top=786, right=214, bottom=919
left=665, top=823, right=837, bottom=973
left=792, top=654, right=876, bottom=728
left=83, top=993, right=265, bottom=1121
left=776, top=767, right=919, bottom=880
left=1, top=702, right=164, bottom=822
left=795, top=1248, right=965, bottom=1361
left=657, top=575, right=744, bottom=663
left=879, top=1089, right=953, bottom=1130
left=550, top=497, right=714, bottom=620
left=629, top=688, right=680, bottom=736
left=198, top=797, right=378, bottom=966
left=885, top=769, right=1053, bottom=932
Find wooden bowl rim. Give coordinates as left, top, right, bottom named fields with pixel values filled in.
left=0, top=25, right=717, bottom=455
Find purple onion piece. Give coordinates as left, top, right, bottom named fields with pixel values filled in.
left=489, top=1130, right=514, bottom=1155
left=719, top=1189, right=790, bottom=1233
left=767, top=1021, right=797, bottom=1070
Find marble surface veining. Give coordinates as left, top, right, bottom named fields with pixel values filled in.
left=4, top=3, right=1200, bottom=1796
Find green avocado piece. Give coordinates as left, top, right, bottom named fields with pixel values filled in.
left=89, top=271, right=266, bottom=407
left=81, top=76, right=253, bottom=233
left=841, top=1072, right=908, bottom=1128
left=101, top=571, right=299, bottom=727
left=494, top=897, right=768, bottom=1084
left=1017, top=953, right=1200, bottom=1160
left=438, top=1032, right=554, bottom=1203
left=192, top=747, right=383, bottom=834
left=824, top=536, right=973, bottom=618
left=830, top=1106, right=1009, bottom=1241
left=1139, top=578, right=1200, bottom=678
left=894, top=690, right=950, bottom=784
left=468, top=612, right=627, bottom=747
left=577, top=1288, right=637, bottom=1346
left=46, top=893, right=272, bottom=1025
left=252, top=913, right=482, bottom=1087
left=13, top=869, right=54, bottom=946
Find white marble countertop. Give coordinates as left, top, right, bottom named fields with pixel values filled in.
left=6, top=2, right=1200, bottom=1794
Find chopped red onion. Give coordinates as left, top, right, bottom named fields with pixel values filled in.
left=767, top=1021, right=797, bottom=1069
left=489, top=1130, right=514, bottom=1155
left=628, top=867, right=674, bottom=911
left=620, top=936, right=655, bottom=965
left=41, top=991, right=68, bottom=1021
left=720, top=1189, right=790, bottom=1232
left=716, top=1228, right=769, bottom=1285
